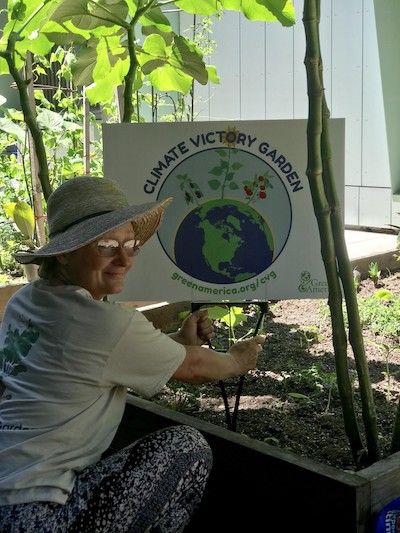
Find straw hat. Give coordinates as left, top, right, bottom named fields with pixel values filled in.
left=13, top=176, right=172, bottom=265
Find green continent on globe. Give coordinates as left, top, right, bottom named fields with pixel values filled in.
left=174, top=199, right=274, bottom=284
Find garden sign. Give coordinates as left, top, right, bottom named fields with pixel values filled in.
left=102, top=119, right=345, bottom=302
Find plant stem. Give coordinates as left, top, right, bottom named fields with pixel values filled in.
left=303, top=0, right=379, bottom=465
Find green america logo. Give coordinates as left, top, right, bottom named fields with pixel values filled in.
left=298, top=271, right=328, bottom=294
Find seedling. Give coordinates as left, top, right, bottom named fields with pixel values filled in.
left=366, top=339, right=400, bottom=401
left=368, top=261, right=381, bottom=287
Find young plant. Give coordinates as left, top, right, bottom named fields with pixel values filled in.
left=368, top=262, right=381, bottom=287
left=299, top=325, right=320, bottom=353
left=205, top=305, right=248, bottom=345
left=366, top=340, right=400, bottom=402
left=286, top=363, right=356, bottom=415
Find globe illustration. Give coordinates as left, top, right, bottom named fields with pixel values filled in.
left=174, top=199, right=274, bottom=284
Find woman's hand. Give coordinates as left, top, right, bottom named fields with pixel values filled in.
left=226, top=335, right=266, bottom=375
left=171, top=309, right=215, bottom=346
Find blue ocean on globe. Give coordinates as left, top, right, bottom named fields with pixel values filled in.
left=174, top=199, right=274, bottom=284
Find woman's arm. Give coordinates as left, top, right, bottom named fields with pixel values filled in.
left=172, top=335, right=265, bottom=383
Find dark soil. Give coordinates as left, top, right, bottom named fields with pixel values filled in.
left=153, top=270, right=400, bottom=472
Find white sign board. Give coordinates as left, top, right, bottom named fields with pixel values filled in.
left=102, top=120, right=344, bottom=302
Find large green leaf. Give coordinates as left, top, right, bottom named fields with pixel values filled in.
left=140, top=6, right=172, bottom=33
left=0, top=118, right=26, bottom=144
left=141, top=33, right=168, bottom=60
left=49, top=0, right=127, bottom=29
left=139, top=34, right=208, bottom=87
left=147, top=64, right=193, bottom=94
left=205, top=305, right=247, bottom=327
left=141, top=25, right=175, bottom=47
left=41, top=19, right=92, bottom=45
left=169, top=36, right=208, bottom=85
left=85, top=56, right=129, bottom=103
left=71, top=32, right=128, bottom=87
left=175, top=0, right=222, bottom=16
left=221, top=0, right=295, bottom=26
left=36, top=108, right=64, bottom=131
left=3, top=201, right=35, bottom=241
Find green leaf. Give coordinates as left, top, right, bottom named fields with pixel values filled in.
left=0, top=117, right=25, bottom=144
left=49, top=0, right=125, bottom=28
left=11, top=1, right=27, bottom=22
left=175, top=0, right=222, bottom=16
left=206, top=65, right=220, bottom=85
left=288, top=392, right=309, bottom=400
left=85, top=52, right=129, bottom=104
left=205, top=305, right=247, bottom=328
left=37, top=108, right=64, bottom=131
left=205, top=306, right=231, bottom=320
left=208, top=179, right=221, bottom=190
left=140, top=6, right=172, bottom=33
left=221, top=0, right=296, bottom=26
left=141, top=33, right=169, bottom=60
left=169, top=36, right=208, bottom=85
left=375, top=290, right=393, bottom=301
left=209, top=166, right=223, bottom=176
left=42, top=18, right=91, bottom=45
left=4, top=201, right=35, bottom=241
left=148, top=64, right=193, bottom=94
left=3, top=202, right=17, bottom=220
left=70, top=41, right=99, bottom=86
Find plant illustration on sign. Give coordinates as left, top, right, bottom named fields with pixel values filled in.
left=176, top=127, right=274, bottom=206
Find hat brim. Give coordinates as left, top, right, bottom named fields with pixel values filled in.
left=13, top=197, right=172, bottom=265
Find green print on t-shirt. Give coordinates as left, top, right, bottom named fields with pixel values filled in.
left=0, top=322, right=39, bottom=401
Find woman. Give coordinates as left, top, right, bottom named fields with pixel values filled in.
left=0, top=176, right=265, bottom=532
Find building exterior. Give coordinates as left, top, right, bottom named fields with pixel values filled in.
left=183, top=0, right=400, bottom=230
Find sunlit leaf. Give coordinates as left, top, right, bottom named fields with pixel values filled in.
left=221, top=0, right=295, bottom=26
left=140, top=6, right=172, bottom=33
left=206, top=65, right=220, bottom=85
left=175, top=0, right=222, bottom=16
left=4, top=201, right=35, bottom=241
left=374, top=290, right=393, bottom=301
left=0, top=118, right=25, bottom=144
left=85, top=58, right=129, bottom=104
left=147, top=64, right=193, bottom=94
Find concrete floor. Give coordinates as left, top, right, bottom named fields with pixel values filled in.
left=345, top=229, right=399, bottom=275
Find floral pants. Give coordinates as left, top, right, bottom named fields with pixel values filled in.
left=0, top=425, right=212, bottom=533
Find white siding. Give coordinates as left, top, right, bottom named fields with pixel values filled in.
left=185, top=0, right=398, bottom=229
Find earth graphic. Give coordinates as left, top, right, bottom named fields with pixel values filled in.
left=173, top=199, right=274, bottom=284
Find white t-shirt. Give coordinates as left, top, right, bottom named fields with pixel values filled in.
left=0, top=280, right=186, bottom=505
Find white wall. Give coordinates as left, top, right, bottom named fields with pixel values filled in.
left=181, top=0, right=400, bottom=230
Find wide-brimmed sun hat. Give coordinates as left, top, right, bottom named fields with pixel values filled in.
left=13, top=176, right=172, bottom=265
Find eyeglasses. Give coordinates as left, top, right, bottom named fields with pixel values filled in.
left=96, top=239, right=141, bottom=258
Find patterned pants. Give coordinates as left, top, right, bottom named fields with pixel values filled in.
left=0, top=425, right=212, bottom=533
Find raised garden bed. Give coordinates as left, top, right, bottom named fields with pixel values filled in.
left=108, top=395, right=400, bottom=533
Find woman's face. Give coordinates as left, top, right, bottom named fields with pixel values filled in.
left=56, top=222, right=137, bottom=300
